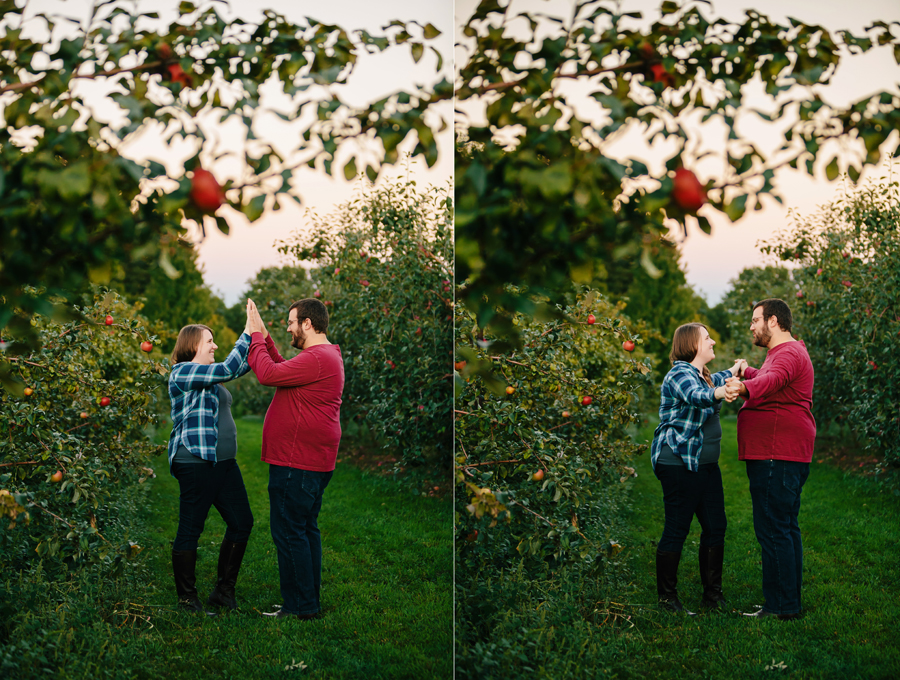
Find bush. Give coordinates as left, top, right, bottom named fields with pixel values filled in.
left=0, top=290, right=165, bottom=572
left=279, top=179, right=454, bottom=477
left=759, top=177, right=900, bottom=478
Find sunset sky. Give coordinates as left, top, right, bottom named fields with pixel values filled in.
left=455, top=0, right=900, bottom=304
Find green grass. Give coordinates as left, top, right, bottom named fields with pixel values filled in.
left=8, top=418, right=452, bottom=679
left=613, top=416, right=900, bottom=680
left=457, top=418, right=900, bottom=680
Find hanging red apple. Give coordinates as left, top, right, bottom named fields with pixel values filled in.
left=671, top=168, right=706, bottom=212
left=190, top=169, right=225, bottom=213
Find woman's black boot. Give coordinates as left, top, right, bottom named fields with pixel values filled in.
left=207, top=540, right=248, bottom=610
left=172, top=549, right=217, bottom=616
left=656, top=549, right=695, bottom=615
left=699, top=545, right=727, bottom=609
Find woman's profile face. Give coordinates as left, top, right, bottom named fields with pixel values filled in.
left=191, top=329, right=218, bottom=365
left=695, top=327, right=716, bottom=366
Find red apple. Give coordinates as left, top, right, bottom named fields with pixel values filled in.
left=190, top=168, right=224, bottom=213
left=623, top=340, right=635, bottom=352
left=415, top=327, right=422, bottom=336
left=466, top=530, right=478, bottom=543
left=868, top=360, right=878, bottom=369
left=418, top=405, right=425, bottom=411
left=141, top=341, right=153, bottom=353
left=532, top=469, right=545, bottom=481
left=816, top=268, right=823, bottom=275
left=806, top=301, right=815, bottom=306
left=650, top=63, right=674, bottom=86
left=50, top=471, right=63, bottom=483
left=796, top=291, right=804, bottom=299
left=166, top=62, right=192, bottom=87
left=506, top=386, right=515, bottom=395
left=100, top=397, right=111, bottom=407
left=842, top=251, right=850, bottom=258
left=671, top=168, right=706, bottom=212
left=360, top=280, right=370, bottom=287
left=80, top=412, right=89, bottom=419
left=582, top=396, right=592, bottom=406
left=587, top=314, right=596, bottom=325
left=105, top=315, right=114, bottom=326
left=562, top=411, right=571, bottom=418
left=314, top=290, right=321, bottom=298
left=23, top=387, right=33, bottom=396
left=842, top=280, right=852, bottom=288
left=386, top=360, right=396, bottom=369
left=334, top=267, right=340, bottom=275
left=156, top=42, right=173, bottom=60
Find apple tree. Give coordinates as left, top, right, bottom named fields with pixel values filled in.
left=0, top=290, right=166, bottom=571
left=0, top=0, right=449, bottom=389
left=455, top=0, right=900, bottom=338
left=758, top=176, right=900, bottom=478
left=278, top=179, right=454, bottom=478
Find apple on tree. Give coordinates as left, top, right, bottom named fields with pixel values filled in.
left=50, top=471, right=63, bottom=483
left=141, top=341, right=153, bottom=353
left=532, top=469, right=545, bottom=481
left=100, top=397, right=111, bottom=407
left=190, top=168, right=225, bottom=213
left=505, top=386, right=515, bottom=395
left=587, top=314, right=596, bottom=325
left=622, top=340, right=635, bottom=352
left=581, top=396, right=592, bottom=406
left=105, top=315, right=114, bottom=325
left=671, top=168, right=706, bottom=212
left=23, top=387, right=33, bottom=396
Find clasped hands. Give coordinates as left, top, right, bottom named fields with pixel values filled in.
left=244, top=299, right=268, bottom=338
left=720, top=358, right=748, bottom=402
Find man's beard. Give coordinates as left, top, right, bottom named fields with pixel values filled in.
left=290, top=328, right=306, bottom=349
left=753, top=327, right=771, bottom=348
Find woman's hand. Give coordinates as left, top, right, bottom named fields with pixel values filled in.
left=730, top=358, right=748, bottom=377
left=245, top=299, right=269, bottom=338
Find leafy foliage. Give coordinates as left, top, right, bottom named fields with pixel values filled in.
left=455, top=291, right=652, bottom=577
left=759, top=176, right=900, bottom=475
left=0, top=290, right=165, bottom=572
left=455, top=0, right=900, bottom=338
left=277, top=179, right=454, bottom=475
left=0, top=0, right=448, bottom=384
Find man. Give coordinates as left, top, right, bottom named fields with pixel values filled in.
left=245, top=298, right=344, bottom=620
left=725, top=298, right=815, bottom=621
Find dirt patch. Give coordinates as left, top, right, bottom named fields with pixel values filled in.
left=337, top=443, right=449, bottom=499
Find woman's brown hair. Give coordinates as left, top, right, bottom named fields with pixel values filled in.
left=171, top=325, right=213, bottom=365
left=670, top=322, right=713, bottom=387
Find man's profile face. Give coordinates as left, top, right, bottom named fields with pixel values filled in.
left=750, top=307, right=772, bottom=349
left=287, top=309, right=306, bottom=349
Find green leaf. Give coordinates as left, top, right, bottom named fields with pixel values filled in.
left=241, top=194, right=266, bottom=222
left=411, top=42, right=424, bottom=64
left=724, top=194, right=748, bottom=222
left=344, top=157, right=357, bottom=181
left=825, top=157, right=840, bottom=181
left=423, top=23, right=441, bottom=40
left=696, top=215, right=713, bottom=235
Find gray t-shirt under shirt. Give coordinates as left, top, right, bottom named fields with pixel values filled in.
left=173, top=384, right=237, bottom=464
left=657, top=399, right=722, bottom=466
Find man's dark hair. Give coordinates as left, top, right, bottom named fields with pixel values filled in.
left=289, top=298, right=329, bottom=333
left=753, top=298, right=792, bottom=333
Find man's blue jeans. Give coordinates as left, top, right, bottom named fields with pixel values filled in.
left=268, top=465, right=333, bottom=616
left=746, top=459, right=810, bottom=616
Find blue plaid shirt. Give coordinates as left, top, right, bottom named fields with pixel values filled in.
left=651, top=361, right=735, bottom=472
left=167, top=332, right=252, bottom=471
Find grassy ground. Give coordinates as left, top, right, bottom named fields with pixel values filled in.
left=10, top=418, right=452, bottom=679
left=457, top=417, right=900, bottom=679
left=613, top=416, right=900, bottom=680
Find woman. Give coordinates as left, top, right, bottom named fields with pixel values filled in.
left=167, top=309, right=255, bottom=614
left=650, top=323, right=744, bottom=613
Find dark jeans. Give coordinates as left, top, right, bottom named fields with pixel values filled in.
left=172, top=459, right=254, bottom=551
left=746, top=459, right=810, bottom=615
left=654, top=462, right=727, bottom=553
left=268, top=465, right=334, bottom=616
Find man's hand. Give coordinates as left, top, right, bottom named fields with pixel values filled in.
left=731, top=358, right=748, bottom=378
left=725, top=376, right=747, bottom=400
left=246, top=299, right=268, bottom=338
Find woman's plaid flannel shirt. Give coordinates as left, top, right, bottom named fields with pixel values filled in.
left=650, top=361, right=735, bottom=471
left=167, top=332, right=252, bottom=472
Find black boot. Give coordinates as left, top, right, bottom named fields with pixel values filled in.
left=699, top=545, right=726, bottom=609
left=207, top=540, right=248, bottom=610
left=656, top=549, right=695, bottom=615
left=172, top=549, right=216, bottom=616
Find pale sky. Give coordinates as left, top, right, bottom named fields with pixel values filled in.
left=21, top=0, right=454, bottom=306
left=455, top=0, right=900, bottom=304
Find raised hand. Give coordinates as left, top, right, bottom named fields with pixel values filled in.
left=731, top=358, right=748, bottom=378
left=246, top=299, right=268, bottom=337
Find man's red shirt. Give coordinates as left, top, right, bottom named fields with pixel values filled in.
left=248, top=333, right=344, bottom=471
left=737, top=340, right=816, bottom=463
